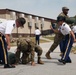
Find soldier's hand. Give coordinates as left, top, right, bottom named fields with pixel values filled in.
left=31, top=62, right=36, bottom=66
left=50, top=25, right=52, bottom=29
left=7, top=45, right=11, bottom=50
left=50, top=25, right=54, bottom=30
left=74, top=39, right=76, bottom=42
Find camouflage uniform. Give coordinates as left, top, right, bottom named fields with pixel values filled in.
left=45, top=10, right=69, bottom=59
left=35, top=45, right=43, bottom=64
left=15, top=38, right=28, bottom=64
left=15, top=38, right=44, bottom=65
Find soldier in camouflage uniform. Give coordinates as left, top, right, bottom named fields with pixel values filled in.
left=15, top=37, right=44, bottom=66
left=45, top=7, right=70, bottom=59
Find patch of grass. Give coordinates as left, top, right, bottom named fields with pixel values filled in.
left=71, top=46, right=76, bottom=54
left=10, top=37, right=49, bottom=46
left=11, top=42, right=17, bottom=46
left=30, top=37, right=49, bottom=43
left=43, top=36, right=54, bottom=40
left=71, top=46, right=76, bottom=52
left=40, top=39, right=49, bottom=43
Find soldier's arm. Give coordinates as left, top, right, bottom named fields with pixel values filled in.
left=70, top=31, right=76, bottom=42
left=50, top=25, right=61, bottom=34
left=5, top=34, right=11, bottom=50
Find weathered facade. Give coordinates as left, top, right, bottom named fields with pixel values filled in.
left=0, top=9, right=56, bottom=37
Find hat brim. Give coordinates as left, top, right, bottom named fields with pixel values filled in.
left=56, top=20, right=61, bottom=22
left=64, top=9, right=69, bottom=11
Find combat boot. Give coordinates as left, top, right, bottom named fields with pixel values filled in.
left=59, top=52, right=63, bottom=57
left=37, top=57, right=44, bottom=64
left=45, top=52, right=51, bottom=59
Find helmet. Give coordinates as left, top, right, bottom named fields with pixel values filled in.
left=62, top=7, right=69, bottom=11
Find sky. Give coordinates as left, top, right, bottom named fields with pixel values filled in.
left=0, top=0, right=76, bottom=19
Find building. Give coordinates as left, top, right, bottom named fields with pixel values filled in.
left=0, top=8, right=56, bottom=37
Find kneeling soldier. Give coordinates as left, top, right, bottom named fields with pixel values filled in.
left=15, top=38, right=44, bottom=66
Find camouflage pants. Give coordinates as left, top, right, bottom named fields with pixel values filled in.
left=48, top=33, right=64, bottom=52
left=22, top=50, right=35, bottom=64
left=35, top=46, right=43, bottom=57
left=15, top=47, right=42, bottom=64
left=22, top=49, right=43, bottom=64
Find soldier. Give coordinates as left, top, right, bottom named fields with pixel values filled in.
left=57, top=16, right=76, bottom=64
left=58, top=7, right=69, bottom=18
left=15, top=37, right=44, bottom=66
left=45, top=7, right=69, bottom=59
left=0, top=17, right=26, bottom=68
